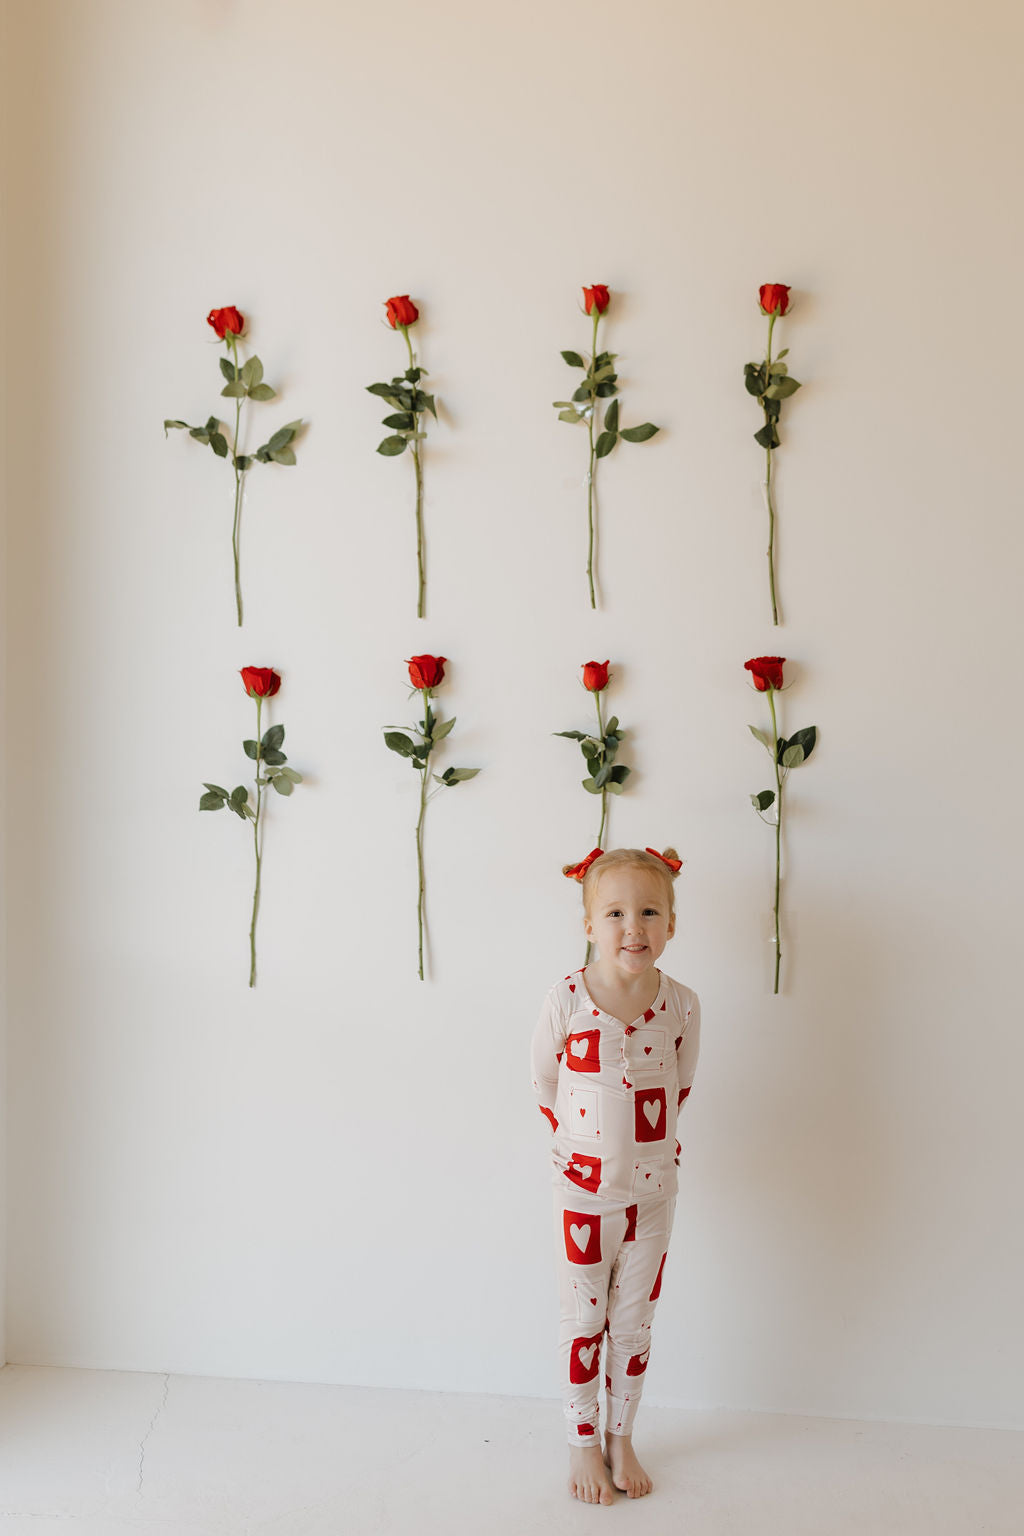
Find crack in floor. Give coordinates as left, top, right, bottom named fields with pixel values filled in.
left=136, top=1372, right=171, bottom=1495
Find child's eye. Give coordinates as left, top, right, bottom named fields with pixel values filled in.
left=643, top=908, right=659, bottom=916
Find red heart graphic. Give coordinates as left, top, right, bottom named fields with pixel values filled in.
left=569, top=984, right=575, bottom=992
left=644, top=1045, right=652, bottom=1055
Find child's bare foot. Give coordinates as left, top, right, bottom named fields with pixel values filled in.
left=568, top=1443, right=616, bottom=1504
left=605, top=1432, right=652, bottom=1497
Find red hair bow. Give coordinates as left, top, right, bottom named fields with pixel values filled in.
left=563, top=848, right=604, bottom=882
left=645, top=847, right=682, bottom=872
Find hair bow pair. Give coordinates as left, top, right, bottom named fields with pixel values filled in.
left=562, top=846, right=681, bottom=881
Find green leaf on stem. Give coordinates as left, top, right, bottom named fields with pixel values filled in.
left=262, top=724, right=285, bottom=750
left=561, top=350, right=586, bottom=367
left=595, top=381, right=618, bottom=398
left=592, top=763, right=611, bottom=788
left=603, top=399, right=620, bottom=435
left=554, top=729, right=587, bottom=740
left=270, top=774, right=294, bottom=795
left=243, top=739, right=259, bottom=760
left=751, top=789, right=776, bottom=812
left=608, top=764, right=631, bottom=785
left=269, top=447, right=296, bottom=465
left=432, top=716, right=456, bottom=740
left=377, top=435, right=408, bottom=456
left=278, top=766, right=303, bottom=783
left=366, top=382, right=401, bottom=405
left=754, top=423, right=780, bottom=450
left=163, top=420, right=189, bottom=431
left=558, top=408, right=582, bottom=423
left=405, top=366, right=422, bottom=382
left=221, top=380, right=246, bottom=398
left=572, top=385, right=591, bottom=403
left=267, top=426, right=294, bottom=451
left=248, top=383, right=276, bottom=402
left=189, top=428, right=210, bottom=443
left=382, top=412, right=415, bottom=431
left=748, top=724, right=774, bottom=752
left=203, top=782, right=229, bottom=797
left=199, top=791, right=226, bottom=810
left=209, top=432, right=229, bottom=457
left=384, top=731, right=416, bottom=756
left=620, top=423, right=659, bottom=443
left=262, top=748, right=287, bottom=766
left=219, top=358, right=238, bottom=383
left=744, top=363, right=766, bottom=396
left=595, top=431, right=617, bottom=459
left=234, top=455, right=252, bottom=472
left=241, top=356, right=263, bottom=388
left=581, top=777, right=601, bottom=794
left=231, top=785, right=249, bottom=804
left=593, top=364, right=616, bottom=384
left=780, top=725, right=816, bottom=765
left=444, top=767, right=479, bottom=783
left=776, top=348, right=789, bottom=359
left=764, top=376, right=801, bottom=400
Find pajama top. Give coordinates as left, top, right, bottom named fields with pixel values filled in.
left=531, top=969, right=700, bottom=1210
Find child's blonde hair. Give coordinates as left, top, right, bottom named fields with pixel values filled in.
left=563, top=846, right=682, bottom=918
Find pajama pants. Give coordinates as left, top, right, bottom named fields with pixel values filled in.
left=554, top=1190, right=675, bottom=1446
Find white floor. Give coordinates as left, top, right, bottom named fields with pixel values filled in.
left=0, top=1365, right=1022, bottom=1535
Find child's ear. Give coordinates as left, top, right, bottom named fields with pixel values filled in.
left=667, top=914, right=676, bottom=940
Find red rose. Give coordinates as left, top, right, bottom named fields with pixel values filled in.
left=240, top=666, right=281, bottom=698
left=207, top=306, right=245, bottom=339
left=583, top=285, right=610, bottom=316
left=385, top=295, right=419, bottom=329
left=407, top=654, right=446, bottom=691
left=758, top=284, right=791, bottom=317
left=744, top=656, right=785, bottom=692
left=582, top=660, right=610, bottom=692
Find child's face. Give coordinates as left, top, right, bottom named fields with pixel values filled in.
left=584, top=866, right=675, bottom=975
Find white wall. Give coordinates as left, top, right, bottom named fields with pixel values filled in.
left=4, top=0, right=1023, bottom=1427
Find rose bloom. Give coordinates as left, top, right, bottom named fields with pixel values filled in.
left=240, top=666, right=281, bottom=698
left=744, top=656, right=785, bottom=692
left=583, top=285, right=610, bottom=316
left=207, top=306, right=245, bottom=339
left=758, top=284, right=791, bottom=317
left=582, top=660, right=610, bottom=692
left=385, top=295, right=419, bottom=329
left=407, top=654, right=446, bottom=691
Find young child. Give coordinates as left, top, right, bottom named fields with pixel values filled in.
left=531, top=846, right=700, bottom=1505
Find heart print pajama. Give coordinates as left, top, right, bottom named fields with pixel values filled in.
left=531, top=969, right=700, bottom=1446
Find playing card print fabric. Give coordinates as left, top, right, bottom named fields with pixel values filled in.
left=531, top=970, right=700, bottom=1206
left=554, top=1190, right=675, bottom=1443
left=532, top=970, right=700, bottom=1444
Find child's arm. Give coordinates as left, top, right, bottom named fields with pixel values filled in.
left=530, top=987, right=567, bottom=1135
left=675, top=989, right=701, bottom=1112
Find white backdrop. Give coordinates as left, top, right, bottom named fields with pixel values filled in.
left=3, top=0, right=1023, bottom=1428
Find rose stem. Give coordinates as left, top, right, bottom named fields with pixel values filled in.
left=415, top=688, right=430, bottom=980
left=766, top=683, right=783, bottom=994
left=249, top=694, right=264, bottom=988
left=229, top=334, right=245, bottom=627
left=764, top=310, right=779, bottom=627
left=585, top=306, right=601, bottom=609
left=583, top=687, right=608, bottom=968
left=594, top=688, right=608, bottom=851
left=403, top=326, right=425, bottom=620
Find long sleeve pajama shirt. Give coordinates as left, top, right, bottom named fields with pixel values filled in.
left=531, top=967, right=700, bottom=1444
